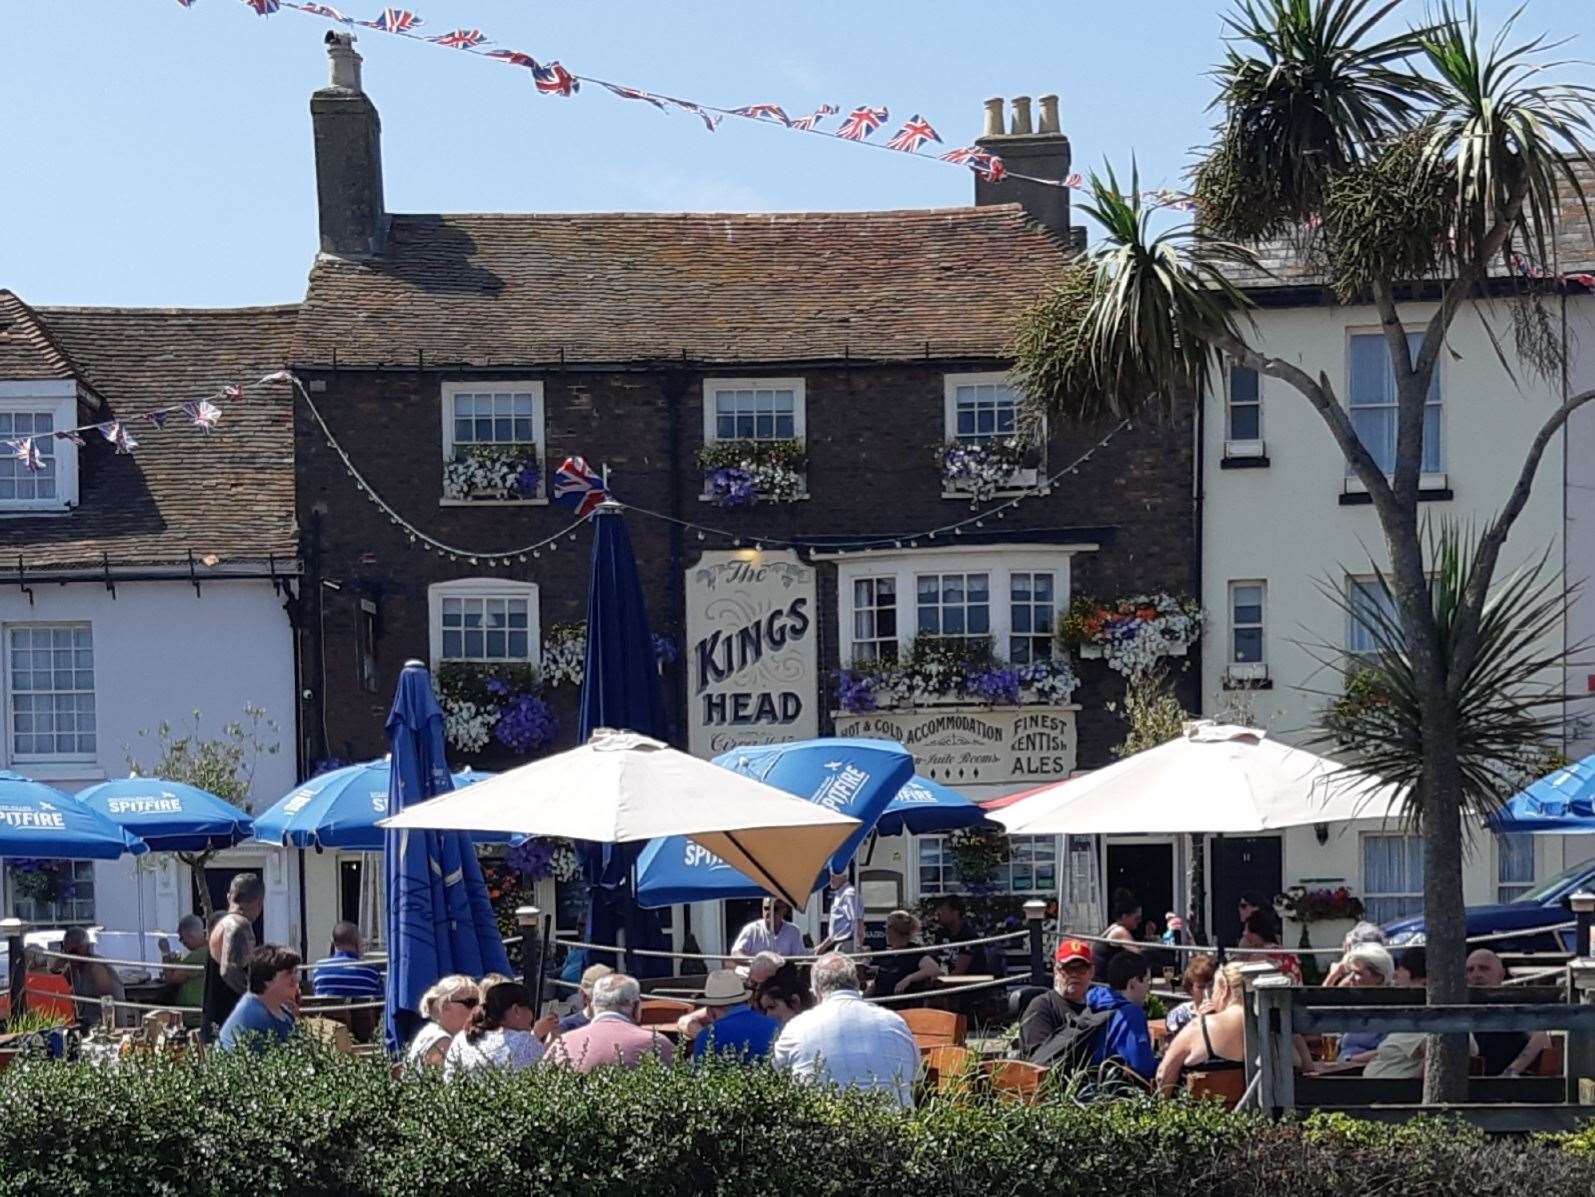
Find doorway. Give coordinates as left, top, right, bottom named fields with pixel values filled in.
left=1103, top=841, right=1175, bottom=938
left=194, top=866, right=265, bottom=943
left=1210, top=836, right=1283, bottom=946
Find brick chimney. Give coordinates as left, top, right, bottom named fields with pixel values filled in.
left=974, top=93, right=1073, bottom=241
left=311, top=32, right=387, bottom=258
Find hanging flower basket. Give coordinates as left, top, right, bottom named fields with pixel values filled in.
left=442, top=444, right=542, bottom=501
left=8, top=860, right=74, bottom=905
left=697, top=440, right=807, bottom=506
left=1058, top=593, right=1203, bottom=677
left=436, top=661, right=557, bottom=756
left=540, top=622, right=587, bottom=688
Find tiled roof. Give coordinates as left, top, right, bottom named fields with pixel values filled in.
left=1222, top=162, right=1595, bottom=292
left=291, top=205, right=1071, bottom=367
left=0, top=291, right=86, bottom=384
left=0, top=298, right=300, bottom=571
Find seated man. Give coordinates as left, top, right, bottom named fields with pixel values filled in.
left=217, top=946, right=301, bottom=1054
left=558, top=963, right=615, bottom=1034
left=1086, top=952, right=1157, bottom=1080
left=678, top=951, right=783, bottom=1042
left=311, top=922, right=383, bottom=1000
left=546, top=974, right=673, bottom=1073
left=1020, top=939, right=1110, bottom=1067
left=1466, top=948, right=1552, bottom=1076
left=60, top=927, right=126, bottom=1031
left=1365, top=948, right=1482, bottom=1079
left=772, top=953, right=920, bottom=1108
left=692, top=969, right=779, bottom=1061
left=161, top=914, right=209, bottom=1028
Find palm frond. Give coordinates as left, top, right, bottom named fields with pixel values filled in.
left=1311, top=521, right=1573, bottom=832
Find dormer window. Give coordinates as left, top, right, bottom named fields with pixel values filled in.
left=0, top=382, right=80, bottom=513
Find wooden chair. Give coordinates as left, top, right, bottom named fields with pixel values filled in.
left=922, top=1044, right=975, bottom=1095
left=637, top=998, right=695, bottom=1029
left=1148, top=1018, right=1169, bottom=1051
left=901, top=1006, right=966, bottom=1049
left=1184, top=1067, right=1247, bottom=1109
left=981, top=1059, right=1047, bottom=1105
left=1531, top=1036, right=1564, bottom=1077
left=299, top=1015, right=354, bottom=1055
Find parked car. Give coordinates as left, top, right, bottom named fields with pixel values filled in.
left=1382, top=855, right=1595, bottom=954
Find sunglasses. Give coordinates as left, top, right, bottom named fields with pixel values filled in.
left=447, top=995, right=479, bottom=1008
left=1055, top=960, right=1093, bottom=972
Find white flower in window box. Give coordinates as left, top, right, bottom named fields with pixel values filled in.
left=938, top=437, right=1036, bottom=505
left=442, top=444, right=541, bottom=501
left=697, top=440, right=807, bottom=506
left=441, top=699, right=498, bottom=753
left=1059, top=593, right=1203, bottom=677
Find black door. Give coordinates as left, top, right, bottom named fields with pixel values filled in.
left=195, top=866, right=266, bottom=943
left=1104, top=842, right=1174, bottom=937
left=338, top=858, right=363, bottom=926
left=1211, top=836, right=1283, bottom=945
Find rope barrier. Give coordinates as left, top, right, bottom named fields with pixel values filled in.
left=550, top=929, right=1028, bottom=965
left=1044, top=919, right=1580, bottom=958
left=863, top=975, right=1018, bottom=1005
left=16, top=987, right=389, bottom=1017
left=30, top=946, right=389, bottom=976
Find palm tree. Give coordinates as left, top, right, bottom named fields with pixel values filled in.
left=1012, top=0, right=1595, bottom=1101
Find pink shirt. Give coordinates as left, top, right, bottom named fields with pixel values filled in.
left=547, top=1012, right=674, bottom=1073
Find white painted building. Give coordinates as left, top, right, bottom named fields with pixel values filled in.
left=0, top=294, right=337, bottom=963
left=1199, top=276, right=1595, bottom=944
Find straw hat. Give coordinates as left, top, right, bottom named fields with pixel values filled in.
left=698, top=969, right=749, bottom=1008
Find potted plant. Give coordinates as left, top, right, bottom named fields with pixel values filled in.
left=442, top=444, right=542, bottom=501
left=697, top=440, right=807, bottom=506
left=1276, top=885, right=1367, bottom=985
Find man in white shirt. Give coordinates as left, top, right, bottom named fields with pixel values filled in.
left=815, top=870, right=864, bottom=955
left=728, top=898, right=806, bottom=963
left=772, top=952, right=920, bottom=1108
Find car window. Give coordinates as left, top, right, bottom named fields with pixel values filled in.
left=1513, top=857, right=1595, bottom=906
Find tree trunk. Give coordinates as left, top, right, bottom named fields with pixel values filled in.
left=1419, top=724, right=1471, bottom=1104
left=179, top=851, right=216, bottom=922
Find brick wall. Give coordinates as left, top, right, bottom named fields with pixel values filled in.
left=294, top=361, right=1195, bottom=773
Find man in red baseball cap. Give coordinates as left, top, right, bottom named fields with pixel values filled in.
left=1017, top=938, right=1110, bottom=1067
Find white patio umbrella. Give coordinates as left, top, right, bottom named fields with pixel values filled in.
left=990, top=721, right=1404, bottom=836
left=378, top=729, right=860, bottom=909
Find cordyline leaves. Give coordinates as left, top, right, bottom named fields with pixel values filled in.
left=1310, top=522, right=1574, bottom=833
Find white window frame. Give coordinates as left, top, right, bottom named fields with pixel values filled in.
left=1227, top=580, right=1267, bottom=681
left=702, top=377, right=807, bottom=446
left=0, top=381, right=81, bottom=514
left=849, top=575, right=900, bottom=663
left=942, top=372, right=1042, bottom=495
left=831, top=545, right=1091, bottom=679
left=1361, top=831, right=1424, bottom=924
left=439, top=380, right=547, bottom=506
left=427, top=578, right=542, bottom=669
left=4, top=621, right=97, bottom=765
left=917, top=833, right=1059, bottom=896
left=4, top=858, right=96, bottom=925
left=1343, top=329, right=1445, bottom=493
left=1346, top=574, right=1397, bottom=659
left=1495, top=833, right=1536, bottom=904
left=1224, top=362, right=1264, bottom=458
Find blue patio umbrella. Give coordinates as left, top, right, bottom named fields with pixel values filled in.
left=77, top=777, right=253, bottom=853
left=634, top=738, right=914, bottom=908
left=1489, top=753, right=1595, bottom=833
left=578, top=502, right=672, bottom=974
left=872, top=774, right=994, bottom=837
left=0, top=771, right=147, bottom=859
left=251, top=759, right=495, bottom=851
left=385, top=661, right=511, bottom=1054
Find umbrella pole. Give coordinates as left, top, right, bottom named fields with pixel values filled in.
left=136, top=858, right=147, bottom=981
left=297, top=849, right=310, bottom=962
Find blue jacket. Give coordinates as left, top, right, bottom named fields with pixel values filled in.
left=1085, top=984, right=1155, bottom=1079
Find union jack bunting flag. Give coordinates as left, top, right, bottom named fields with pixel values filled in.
left=732, top=103, right=791, bottom=126
left=532, top=61, right=579, bottom=97
left=5, top=438, right=43, bottom=473
left=428, top=28, right=486, bottom=49
left=972, top=153, right=1005, bottom=182
left=243, top=0, right=281, bottom=14
left=360, top=8, right=422, bottom=33
left=939, top=145, right=980, bottom=164
left=258, top=370, right=294, bottom=384
left=295, top=3, right=352, bottom=20
left=886, top=114, right=940, bottom=153
left=668, top=99, right=722, bottom=132
left=53, top=429, right=86, bottom=447
left=835, top=105, right=887, bottom=141
left=789, top=104, right=837, bottom=131
left=1062, top=173, right=1083, bottom=189
left=553, top=456, right=609, bottom=518
left=599, top=81, right=667, bottom=110
left=223, top=384, right=244, bottom=400
left=184, top=401, right=223, bottom=431
left=486, top=49, right=538, bottom=69
left=143, top=410, right=169, bottom=429
left=176, top=0, right=196, bottom=7
left=99, top=422, right=139, bottom=454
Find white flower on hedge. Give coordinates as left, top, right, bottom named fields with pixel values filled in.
left=541, top=625, right=586, bottom=688
left=442, top=698, right=496, bottom=752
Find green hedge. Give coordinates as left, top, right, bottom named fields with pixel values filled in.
left=2, top=1043, right=1594, bottom=1196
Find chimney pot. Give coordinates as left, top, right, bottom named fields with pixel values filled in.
left=326, top=30, right=362, bottom=91
left=982, top=97, right=1005, bottom=138
left=1010, top=96, right=1033, bottom=136
left=1038, top=94, right=1061, bottom=135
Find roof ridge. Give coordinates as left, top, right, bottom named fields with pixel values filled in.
left=388, top=204, right=1034, bottom=221
left=0, top=289, right=89, bottom=383
left=37, top=303, right=301, bottom=317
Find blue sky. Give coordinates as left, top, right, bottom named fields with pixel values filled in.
left=4, top=0, right=1591, bottom=306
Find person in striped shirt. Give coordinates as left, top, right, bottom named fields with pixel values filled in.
left=311, top=922, right=383, bottom=999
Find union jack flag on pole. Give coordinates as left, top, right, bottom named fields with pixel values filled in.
left=5, top=438, right=43, bottom=473
left=886, top=114, right=940, bottom=153
left=360, top=7, right=422, bottom=33
left=789, top=104, right=837, bottom=131
left=554, top=457, right=609, bottom=518
left=835, top=105, right=887, bottom=141
left=428, top=28, right=487, bottom=49
left=732, top=103, right=791, bottom=126
left=532, top=61, right=579, bottom=97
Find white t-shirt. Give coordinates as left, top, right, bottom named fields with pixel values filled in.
left=406, top=1021, right=453, bottom=1067
left=443, top=1028, right=545, bottom=1079
left=731, top=919, right=806, bottom=960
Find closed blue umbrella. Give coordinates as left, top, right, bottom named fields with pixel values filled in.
left=0, top=771, right=147, bottom=859
left=1489, top=753, right=1595, bottom=833
left=77, top=777, right=253, bottom=853
left=873, top=774, right=994, bottom=838
left=634, top=739, right=914, bottom=908
left=251, top=759, right=494, bottom=851
left=385, top=661, right=511, bottom=1054
left=578, top=502, right=671, bottom=972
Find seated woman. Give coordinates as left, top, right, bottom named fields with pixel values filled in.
left=1334, top=943, right=1395, bottom=1064
left=406, top=975, right=479, bottom=1070
left=1239, top=909, right=1302, bottom=985
left=1164, top=955, right=1217, bottom=1036
left=1155, top=963, right=1250, bottom=1095
left=1322, top=922, right=1388, bottom=988
left=443, top=980, right=546, bottom=1077
left=865, top=911, right=944, bottom=1000
left=754, top=962, right=811, bottom=1029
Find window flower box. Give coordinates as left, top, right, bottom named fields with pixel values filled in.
left=836, top=635, right=1079, bottom=714
left=436, top=661, right=557, bottom=755
left=1058, top=593, right=1202, bottom=677
left=697, top=439, right=807, bottom=506
left=938, top=437, right=1039, bottom=505
left=442, top=444, right=541, bottom=502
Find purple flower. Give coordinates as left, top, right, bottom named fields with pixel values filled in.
left=965, top=667, right=1021, bottom=705
left=707, top=467, right=758, bottom=507
left=485, top=676, right=510, bottom=697
left=507, top=837, right=557, bottom=879
left=652, top=634, right=679, bottom=666
left=836, top=670, right=879, bottom=714
left=514, top=461, right=541, bottom=498
left=493, top=694, right=558, bottom=753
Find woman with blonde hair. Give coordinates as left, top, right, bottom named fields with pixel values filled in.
left=865, top=910, right=944, bottom=998
left=1155, top=964, right=1313, bottom=1095
left=406, top=975, right=479, bottom=1068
